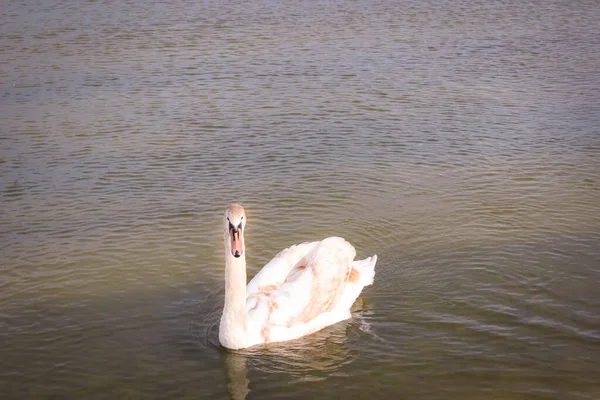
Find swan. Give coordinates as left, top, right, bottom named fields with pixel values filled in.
left=219, top=203, right=377, bottom=349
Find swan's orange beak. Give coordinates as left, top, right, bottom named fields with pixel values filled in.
left=230, top=228, right=243, bottom=258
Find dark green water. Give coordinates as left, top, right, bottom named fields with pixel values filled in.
left=1, top=0, right=599, bottom=399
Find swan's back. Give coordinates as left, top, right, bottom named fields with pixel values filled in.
left=245, top=237, right=376, bottom=346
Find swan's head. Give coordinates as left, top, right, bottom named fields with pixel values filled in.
left=224, top=203, right=246, bottom=258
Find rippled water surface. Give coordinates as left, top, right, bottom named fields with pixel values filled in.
left=2, top=0, right=600, bottom=399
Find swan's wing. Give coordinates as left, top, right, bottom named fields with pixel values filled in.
left=268, top=237, right=356, bottom=327
left=246, top=241, right=319, bottom=296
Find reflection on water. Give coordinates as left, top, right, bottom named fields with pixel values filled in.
left=245, top=316, right=358, bottom=377
left=2, top=0, right=600, bottom=398
left=225, top=352, right=250, bottom=400
left=198, top=290, right=373, bottom=399
left=223, top=321, right=360, bottom=400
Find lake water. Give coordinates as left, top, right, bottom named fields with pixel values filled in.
left=1, top=0, right=599, bottom=399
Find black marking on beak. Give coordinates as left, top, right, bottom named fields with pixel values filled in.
left=233, top=250, right=241, bottom=258
left=227, top=218, right=242, bottom=233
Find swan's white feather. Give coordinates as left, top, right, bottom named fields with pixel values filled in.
left=242, top=236, right=377, bottom=347
left=245, top=241, right=319, bottom=295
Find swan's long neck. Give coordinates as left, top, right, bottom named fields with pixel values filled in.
left=219, top=232, right=248, bottom=349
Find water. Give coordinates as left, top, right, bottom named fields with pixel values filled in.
left=1, top=0, right=599, bottom=398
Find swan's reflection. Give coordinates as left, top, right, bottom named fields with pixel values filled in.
left=225, top=351, right=250, bottom=400
left=224, top=301, right=377, bottom=399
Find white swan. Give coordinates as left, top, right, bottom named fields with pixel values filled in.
left=219, top=204, right=377, bottom=349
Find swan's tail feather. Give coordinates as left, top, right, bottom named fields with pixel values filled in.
left=354, top=255, right=377, bottom=287
left=335, top=255, right=377, bottom=314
